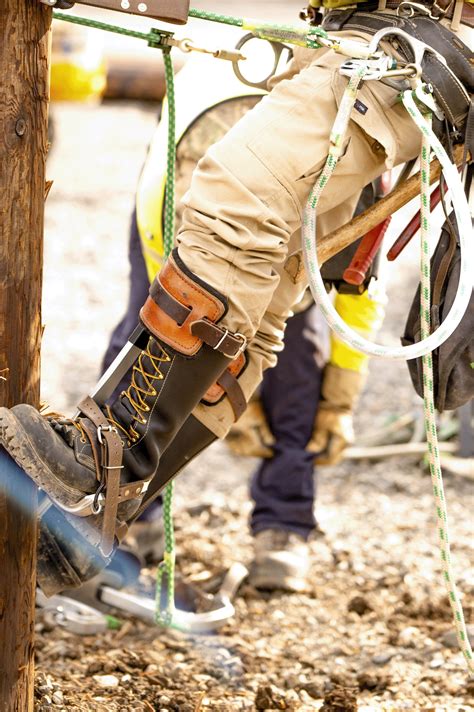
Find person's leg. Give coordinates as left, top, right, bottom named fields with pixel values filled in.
left=250, top=304, right=328, bottom=540
left=1, top=41, right=420, bottom=596
left=177, top=47, right=420, bottom=347
left=3, top=249, right=241, bottom=594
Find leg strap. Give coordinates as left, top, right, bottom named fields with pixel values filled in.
left=140, top=249, right=246, bottom=358
left=202, top=352, right=248, bottom=421
left=77, top=396, right=149, bottom=556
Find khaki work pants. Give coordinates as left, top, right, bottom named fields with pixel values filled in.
left=177, top=37, right=423, bottom=438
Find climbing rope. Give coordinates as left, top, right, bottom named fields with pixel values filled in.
left=302, top=69, right=473, bottom=673
left=417, top=107, right=473, bottom=673
left=188, top=8, right=326, bottom=48
left=50, top=6, right=473, bottom=666
left=153, top=50, right=177, bottom=627
left=52, top=9, right=327, bottom=51
left=302, top=107, right=473, bottom=360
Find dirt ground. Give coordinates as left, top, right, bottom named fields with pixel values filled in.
left=34, top=12, right=473, bottom=711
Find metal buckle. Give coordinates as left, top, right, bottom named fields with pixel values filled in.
left=367, top=27, right=448, bottom=88
left=397, top=2, right=438, bottom=19
left=97, top=424, right=118, bottom=445
left=50, top=492, right=106, bottom=517
left=230, top=333, right=248, bottom=359
left=213, top=330, right=247, bottom=359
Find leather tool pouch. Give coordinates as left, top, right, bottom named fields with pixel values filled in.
left=401, top=207, right=474, bottom=411
left=323, top=10, right=473, bottom=135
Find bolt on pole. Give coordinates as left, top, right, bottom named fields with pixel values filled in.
left=0, top=1, right=51, bottom=709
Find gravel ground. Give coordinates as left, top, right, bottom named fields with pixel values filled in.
left=34, top=46, right=474, bottom=712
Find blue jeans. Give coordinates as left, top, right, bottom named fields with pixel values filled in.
left=250, top=304, right=328, bottom=540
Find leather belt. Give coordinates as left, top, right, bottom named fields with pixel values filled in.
left=322, top=10, right=473, bottom=129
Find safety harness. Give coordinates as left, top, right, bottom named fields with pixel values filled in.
left=323, top=9, right=473, bottom=134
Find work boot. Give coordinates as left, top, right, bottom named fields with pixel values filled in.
left=248, top=529, right=311, bottom=593
left=1, top=249, right=247, bottom=595
left=37, top=354, right=248, bottom=593
left=131, top=348, right=248, bottom=522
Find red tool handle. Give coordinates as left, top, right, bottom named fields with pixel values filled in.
left=386, top=184, right=442, bottom=262
left=343, top=217, right=392, bottom=286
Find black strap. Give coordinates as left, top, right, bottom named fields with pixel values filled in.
left=322, top=11, right=472, bottom=130
left=149, top=278, right=190, bottom=326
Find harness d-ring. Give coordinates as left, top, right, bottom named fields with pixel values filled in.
left=232, top=33, right=292, bottom=90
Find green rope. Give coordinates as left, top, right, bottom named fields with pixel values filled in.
left=188, top=8, right=327, bottom=49
left=52, top=8, right=327, bottom=51
left=154, top=51, right=177, bottom=627
left=415, top=108, right=473, bottom=674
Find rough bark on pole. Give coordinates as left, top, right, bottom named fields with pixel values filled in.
left=0, top=1, right=51, bottom=709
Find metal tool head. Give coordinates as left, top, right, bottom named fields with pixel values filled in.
left=100, top=563, right=248, bottom=634
left=36, top=589, right=108, bottom=635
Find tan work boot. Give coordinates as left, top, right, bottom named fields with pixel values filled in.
left=249, top=529, right=310, bottom=592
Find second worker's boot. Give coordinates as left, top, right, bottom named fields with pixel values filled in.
left=0, top=249, right=247, bottom=595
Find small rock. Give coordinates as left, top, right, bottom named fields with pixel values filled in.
left=86, top=661, right=103, bottom=675
left=441, top=625, right=474, bottom=649
left=347, top=596, right=373, bottom=616
left=357, top=671, right=390, bottom=692
left=320, top=685, right=358, bottom=712
left=372, top=651, right=394, bottom=666
left=255, top=684, right=288, bottom=710
left=92, top=674, right=120, bottom=688
left=102, top=661, right=117, bottom=674
left=144, top=664, right=159, bottom=675
left=398, top=626, right=420, bottom=647
left=51, top=690, right=63, bottom=705
left=302, top=681, right=324, bottom=699
left=417, top=681, right=432, bottom=695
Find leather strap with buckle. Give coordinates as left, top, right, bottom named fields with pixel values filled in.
left=140, top=251, right=248, bottom=359
left=202, top=352, right=248, bottom=420
left=77, top=397, right=150, bottom=557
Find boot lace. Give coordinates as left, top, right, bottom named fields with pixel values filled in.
left=105, top=341, right=171, bottom=445
left=40, top=405, right=88, bottom=444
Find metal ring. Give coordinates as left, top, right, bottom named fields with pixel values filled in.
left=232, top=33, right=291, bottom=91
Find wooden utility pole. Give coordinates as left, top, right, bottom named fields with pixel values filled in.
left=0, top=1, right=51, bottom=709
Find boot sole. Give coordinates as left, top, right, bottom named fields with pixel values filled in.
left=249, top=573, right=310, bottom=593
left=0, top=408, right=108, bottom=550
left=0, top=407, right=86, bottom=508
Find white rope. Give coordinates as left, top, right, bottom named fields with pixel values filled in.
left=302, top=91, right=473, bottom=360
left=301, top=68, right=474, bottom=673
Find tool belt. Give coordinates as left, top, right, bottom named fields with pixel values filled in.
left=322, top=9, right=473, bottom=135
